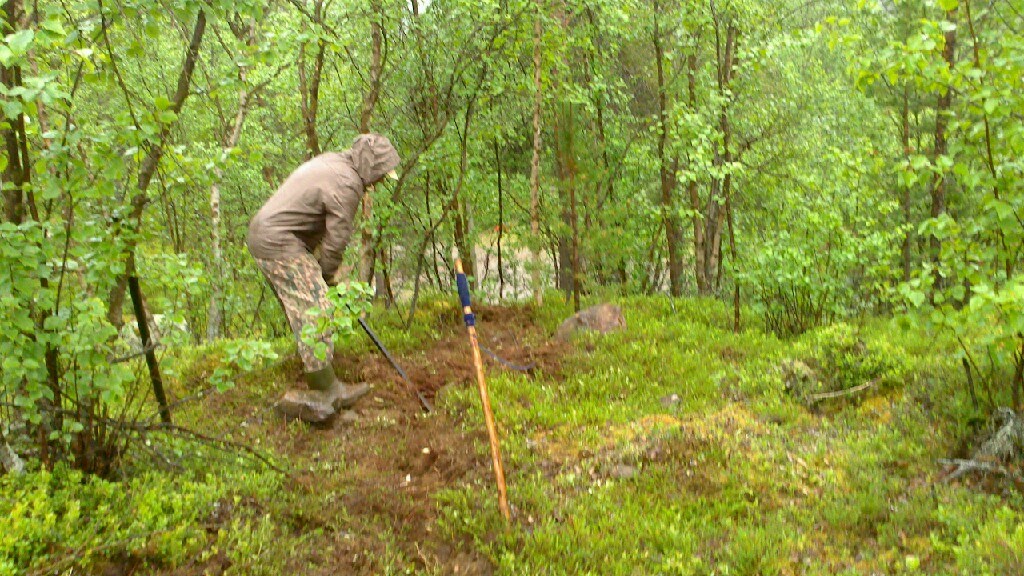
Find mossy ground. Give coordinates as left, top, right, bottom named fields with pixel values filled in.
left=2, top=296, right=1022, bottom=575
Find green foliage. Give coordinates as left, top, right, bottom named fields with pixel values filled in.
left=801, top=322, right=913, bottom=393
left=208, top=339, right=280, bottom=392
left=0, top=465, right=281, bottom=574
left=855, top=0, right=1024, bottom=407
left=300, top=282, right=375, bottom=361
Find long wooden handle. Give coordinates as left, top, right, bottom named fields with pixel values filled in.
left=456, top=259, right=511, bottom=521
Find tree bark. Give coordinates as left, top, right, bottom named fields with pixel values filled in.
left=529, top=3, right=544, bottom=306
left=1, top=0, right=28, bottom=225
left=106, top=8, right=207, bottom=327
left=930, top=7, right=956, bottom=266
left=358, top=0, right=385, bottom=285
left=653, top=3, right=684, bottom=297
left=554, top=102, right=580, bottom=311
left=494, top=138, right=505, bottom=299
left=297, top=1, right=326, bottom=159
left=701, top=21, right=737, bottom=294
left=207, top=72, right=252, bottom=341
left=901, top=85, right=913, bottom=282
left=529, top=5, right=544, bottom=305
left=686, top=51, right=706, bottom=294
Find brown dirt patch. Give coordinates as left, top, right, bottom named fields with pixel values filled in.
left=177, top=305, right=566, bottom=575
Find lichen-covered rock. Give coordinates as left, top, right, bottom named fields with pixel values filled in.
left=555, top=303, right=626, bottom=341
left=977, top=408, right=1024, bottom=463
left=1, top=442, right=24, bottom=475
left=779, top=358, right=820, bottom=405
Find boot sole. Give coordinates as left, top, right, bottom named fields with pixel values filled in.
left=334, top=385, right=371, bottom=410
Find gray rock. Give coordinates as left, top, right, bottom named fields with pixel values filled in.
left=977, top=408, right=1024, bottom=463
left=555, top=303, right=626, bottom=341
left=660, top=393, right=681, bottom=407
left=338, top=411, right=361, bottom=424
left=610, top=464, right=638, bottom=480
left=0, top=442, right=24, bottom=475
left=780, top=359, right=818, bottom=398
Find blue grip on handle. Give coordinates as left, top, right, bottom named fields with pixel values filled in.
left=457, top=273, right=472, bottom=308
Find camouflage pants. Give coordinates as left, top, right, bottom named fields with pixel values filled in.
left=255, top=253, right=334, bottom=373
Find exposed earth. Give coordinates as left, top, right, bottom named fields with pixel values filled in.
left=173, top=305, right=566, bottom=575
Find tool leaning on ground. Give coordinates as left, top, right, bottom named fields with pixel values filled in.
left=455, top=259, right=512, bottom=521
left=277, top=305, right=433, bottom=422
left=350, top=306, right=433, bottom=413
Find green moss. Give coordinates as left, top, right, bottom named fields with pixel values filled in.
left=3, top=297, right=1018, bottom=575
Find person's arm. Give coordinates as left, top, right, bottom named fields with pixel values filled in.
left=319, top=179, right=363, bottom=284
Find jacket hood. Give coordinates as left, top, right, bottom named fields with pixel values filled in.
left=347, top=133, right=401, bottom=186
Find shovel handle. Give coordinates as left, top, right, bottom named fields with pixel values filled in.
left=456, top=259, right=511, bottom=521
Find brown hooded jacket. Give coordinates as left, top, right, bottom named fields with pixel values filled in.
left=246, top=134, right=400, bottom=281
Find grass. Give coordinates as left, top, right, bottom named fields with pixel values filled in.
left=2, top=295, right=1023, bottom=575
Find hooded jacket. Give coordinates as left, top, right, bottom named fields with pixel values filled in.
left=246, top=134, right=401, bottom=281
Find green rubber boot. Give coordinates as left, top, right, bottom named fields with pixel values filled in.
left=305, top=366, right=371, bottom=410
left=276, top=367, right=370, bottom=423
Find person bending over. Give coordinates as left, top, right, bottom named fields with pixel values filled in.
left=246, top=133, right=400, bottom=421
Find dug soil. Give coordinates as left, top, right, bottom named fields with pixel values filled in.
left=189, top=305, right=565, bottom=576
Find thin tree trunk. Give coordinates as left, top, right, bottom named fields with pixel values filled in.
left=687, top=51, right=707, bottom=294
left=530, top=4, right=543, bottom=306
left=1, top=0, right=28, bottom=224
left=726, top=193, right=739, bottom=332
left=964, top=0, right=1010, bottom=278
left=297, top=1, right=326, bottom=159
left=2, top=0, right=63, bottom=464
left=654, top=3, right=684, bottom=297
left=207, top=75, right=252, bottom=341
left=494, top=138, right=505, bottom=299
left=358, top=0, right=385, bottom=285
left=702, top=22, right=737, bottom=294
left=106, top=9, right=207, bottom=327
left=453, top=94, right=477, bottom=282
left=554, top=102, right=581, bottom=311
left=901, top=85, right=913, bottom=282
left=930, top=7, right=956, bottom=266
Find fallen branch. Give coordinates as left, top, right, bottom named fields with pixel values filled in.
left=808, top=378, right=879, bottom=403
left=137, top=422, right=292, bottom=478
left=939, top=458, right=1024, bottom=484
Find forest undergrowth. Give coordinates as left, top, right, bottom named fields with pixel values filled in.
left=2, top=296, right=1022, bottom=575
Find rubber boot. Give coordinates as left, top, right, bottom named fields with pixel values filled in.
left=305, top=366, right=370, bottom=410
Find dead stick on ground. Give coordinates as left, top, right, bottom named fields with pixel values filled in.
left=455, top=258, right=511, bottom=521
left=809, top=378, right=879, bottom=404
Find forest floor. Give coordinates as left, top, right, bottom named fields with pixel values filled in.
left=3, top=296, right=1023, bottom=575
left=175, top=304, right=566, bottom=575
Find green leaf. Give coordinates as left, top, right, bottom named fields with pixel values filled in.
left=1, top=98, right=23, bottom=118
left=6, top=30, right=34, bottom=55
left=906, top=290, right=926, bottom=308
left=937, top=0, right=958, bottom=11
left=40, top=18, right=66, bottom=36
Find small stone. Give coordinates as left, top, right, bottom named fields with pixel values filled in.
left=610, top=464, right=638, bottom=480
left=555, top=303, right=626, bottom=341
left=339, top=411, right=360, bottom=424
left=660, top=393, right=681, bottom=407
left=0, top=442, right=24, bottom=475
